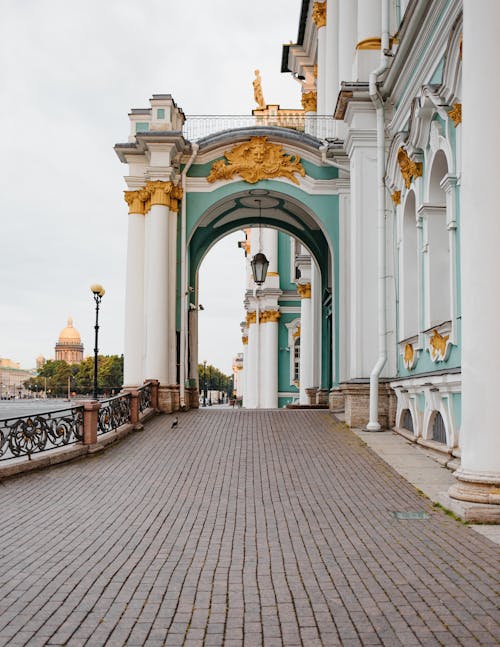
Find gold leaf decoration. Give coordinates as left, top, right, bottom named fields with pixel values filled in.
left=301, top=91, right=317, bottom=112
left=429, top=329, right=449, bottom=362
left=207, top=136, right=306, bottom=185
left=397, top=148, right=423, bottom=189
left=297, top=283, right=311, bottom=299
left=448, top=103, right=462, bottom=127
left=312, top=1, right=327, bottom=28
left=391, top=190, right=401, bottom=205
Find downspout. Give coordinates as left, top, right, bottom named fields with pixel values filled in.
left=179, top=142, right=199, bottom=409
left=366, top=0, right=390, bottom=431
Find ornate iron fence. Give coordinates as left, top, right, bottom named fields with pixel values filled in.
left=97, top=393, right=131, bottom=436
left=137, top=383, right=153, bottom=414
left=182, top=115, right=337, bottom=141
left=0, top=406, right=84, bottom=461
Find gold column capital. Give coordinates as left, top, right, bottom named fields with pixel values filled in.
left=297, top=283, right=311, bottom=299
left=312, top=1, right=327, bottom=28
left=301, top=91, right=317, bottom=113
left=242, top=335, right=248, bottom=345
left=124, top=190, right=147, bottom=215
left=246, top=311, right=257, bottom=325
left=145, top=180, right=173, bottom=207
left=260, top=309, right=281, bottom=324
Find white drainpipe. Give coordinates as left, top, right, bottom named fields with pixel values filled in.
left=366, top=0, right=390, bottom=431
left=320, top=143, right=350, bottom=173
left=179, top=142, right=199, bottom=409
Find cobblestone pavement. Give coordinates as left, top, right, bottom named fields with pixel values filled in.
left=0, top=410, right=498, bottom=647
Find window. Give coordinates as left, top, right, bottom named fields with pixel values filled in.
left=431, top=411, right=446, bottom=444
left=157, top=108, right=165, bottom=119
left=293, top=338, right=300, bottom=382
left=135, top=122, right=150, bottom=133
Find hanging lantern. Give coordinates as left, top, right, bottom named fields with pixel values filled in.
left=250, top=252, right=269, bottom=286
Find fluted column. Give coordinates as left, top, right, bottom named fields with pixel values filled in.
left=123, top=190, right=147, bottom=386
left=241, top=330, right=248, bottom=403
left=260, top=310, right=280, bottom=408
left=325, top=0, right=339, bottom=116
left=354, top=0, right=381, bottom=81
left=449, top=0, right=500, bottom=506
left=298, top=282, right=313, bottom=404
left=338, top=0, right=357, bottom=82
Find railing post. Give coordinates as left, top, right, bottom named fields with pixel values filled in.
left=83, top=401, right=100, bottom=445
left=146, top=379, right=160, bottom=411
left=128, top=390, right=144, bottom=431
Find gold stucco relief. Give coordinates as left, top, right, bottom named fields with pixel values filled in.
left=207, top=136, right=305, bottom=185
left=312, top=1, right=327, bottom=28
left=397, top=148, right=423, bottom=189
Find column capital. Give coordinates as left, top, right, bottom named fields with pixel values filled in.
left=312, top=1, right=327, bottom=29
left=246, top=311, right=257, bottom=325
left=301, top=91, right=317, bottom=113
left=260, top=309, right=281, bottom=324
left=124, top=189, right=148, bottom=215
left=297, top=283, right=312, bottom=299
left=144, top=180, right=183, bottom=212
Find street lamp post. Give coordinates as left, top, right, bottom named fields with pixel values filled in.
left=90, top=284, right=105, bottom=400
left=202, top=360, right=207, bottom=407
left=209, top=365, right=212, bottom=406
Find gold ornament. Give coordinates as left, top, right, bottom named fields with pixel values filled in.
left=293, top=326, right=301, bottom=339
left=391, top=191, right=401, bottom=205
left=429, top=329, right=449, bottom=361
left=448, top=103, right=462, bottom=127
left=253, top=69, right=266, bottom=109
left=142, top=181, right=183, bottom=212
left=242, top=335, right=248, bottom=345
left=207, top=136, right=305, bottom=185
left=124, top=190, right=146, bottom=215
left=403, top=343, right=415, bottom=369
left=301, top=91, right=317, bottom=112
left=246, top=311, right=257, bottom=325
left=397, top=148, right=422, bottom=189
left=260, top=309, right=281, bottom=324
left=297, top=283, right=311, bottom=299
left=312, top=1, right=327, bottom=28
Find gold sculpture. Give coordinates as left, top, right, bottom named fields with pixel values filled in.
left=253, top=69, right=266, bottom=110
left=429, top=329, right=449, bottom=361
left=448, top=103, right=462, bottom=127
left=312, top=1, right=327, bottom=28
left=297, top=283, right=311, bottom=299
left=391, top=191, right=401, bottom=205
left=397, top=147, right=423, bottom=189
left=207, top=136, right=305, bottom=185
left=301, top=91, right=317, bottom=113
left=403, top=343, right=415, bottom=368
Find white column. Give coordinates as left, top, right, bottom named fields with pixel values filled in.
left=338, top=0, right=357, bottom=83
left=311, top=262, right=321, bottom=389
left=298, top=282, right=313, bottom=404
left=449, top=0, right=500, bottom=505
left=123, top=191, right=146, bottom=386
left=325, top=0, right=339, bottom=117
left=354, top=0, right=381, bottom=81
left=144, top=184, right=170, bottom=385
left=260, top=312, right=279, bottom=408
left=188, top=308, right=199, bottom=386
left=245, top=314, right=258, bottom=408
left=314, top=2, right=327, bottom=115
left=167, top=208, right=178, bottom=384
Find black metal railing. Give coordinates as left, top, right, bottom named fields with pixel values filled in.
left=0, top=406, right=84, bottom=461
left=97, top=393, right=131, bottom=436
left=182, top=115, right=337, bottom=141
left=137, top=382, right=153, bottom=414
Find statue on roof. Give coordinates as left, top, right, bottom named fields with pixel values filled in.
left=253, top=69, right=266, bottom=109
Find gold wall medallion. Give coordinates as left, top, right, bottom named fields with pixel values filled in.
left=403, top=343, right=415, bottom=370
left=391, top=190, right=401, bottom=205
left=397, top=147, right=423, bottom=189
left=448, top=103, right=462, bottom=127
left=207, top=136, right=305, bottom=185
left=312, top=1, right=327, bottom=28
left=301, top=91, right=317, bottom=112
left=429, top=329, right=449, bottom=361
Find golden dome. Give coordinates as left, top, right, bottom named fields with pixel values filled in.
left=58, top=316, right=81, bottom=344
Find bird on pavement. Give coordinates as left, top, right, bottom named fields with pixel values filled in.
left=171, top=416, right=178, bottom=429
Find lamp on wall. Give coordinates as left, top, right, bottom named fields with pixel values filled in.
left=250, top=199, right=269, bottom=286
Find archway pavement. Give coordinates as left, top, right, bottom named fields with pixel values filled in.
left=0, top=410, right=498, bottom=646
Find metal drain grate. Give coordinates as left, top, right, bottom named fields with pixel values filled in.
left=392, top=511, right=429, bottom=520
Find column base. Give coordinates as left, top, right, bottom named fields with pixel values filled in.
left=185, top=387, right=200, bottom=409
left=158, top=385, right=181, bottom=414
left=339, top=382, right=396, bottom=429
left=305, top=387, right=318, bottom=406
left=329, top=388, right=345, bottom=411
left=449, top=468, right=500, bottom=506
left=316, top=389, right=329, bottom=405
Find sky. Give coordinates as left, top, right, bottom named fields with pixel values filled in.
left=1, top=0, right=302, bottom=375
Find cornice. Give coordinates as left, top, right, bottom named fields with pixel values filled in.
left=185, top=174, right=348, bottom=196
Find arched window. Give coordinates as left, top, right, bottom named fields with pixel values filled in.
left=401, top=191, right=418, bottom=338
left=426, top=150, right=450, bottom=327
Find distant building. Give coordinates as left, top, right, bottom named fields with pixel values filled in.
left=54, top=317, right=84, bottom=365
left=36, top=355, right=46, bottom=370
left=0, top=358, right=34, bottom=398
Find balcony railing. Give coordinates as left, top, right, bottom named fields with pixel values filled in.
left=183, top=115, right=337, bottom=141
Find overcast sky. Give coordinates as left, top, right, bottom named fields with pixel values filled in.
left=1, top=0, right=302, bottom=375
